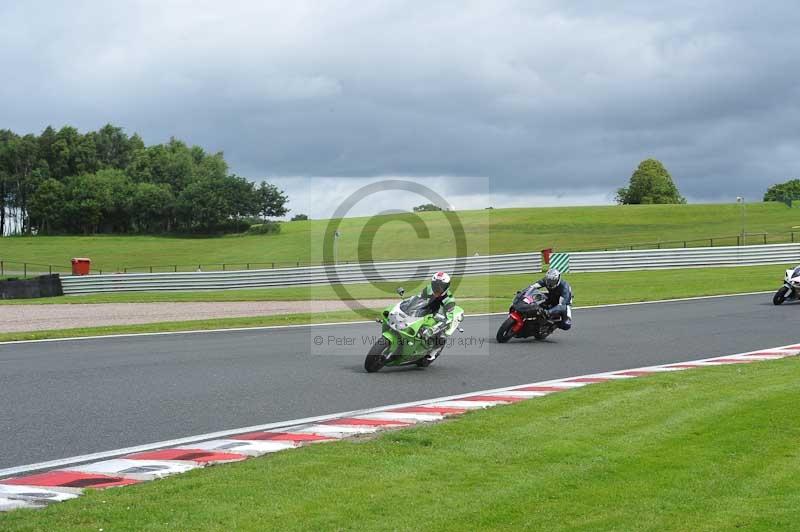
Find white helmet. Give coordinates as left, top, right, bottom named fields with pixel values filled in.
left=431, top=271, right=451, bottom=293
left=545, top=268, right=561, bottom=289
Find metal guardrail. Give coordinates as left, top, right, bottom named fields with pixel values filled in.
left=568, top=243, right=800, bottom=272
left=59, top=243, right=800, bottom=294
left=60, top=253, right=542, bottom=294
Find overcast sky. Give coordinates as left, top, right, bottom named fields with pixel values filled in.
left=2, top=1, right=799, bottom=217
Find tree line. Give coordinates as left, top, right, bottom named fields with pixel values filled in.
left=0, top=124, right=288, bottom=235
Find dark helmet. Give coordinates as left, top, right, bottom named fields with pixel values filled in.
left=545, top=268, right=561, bottom=289
left=431, top=271, right=451, bottom=294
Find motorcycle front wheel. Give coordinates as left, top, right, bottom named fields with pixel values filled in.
left=364, top=338, right=391, bottom=373
left=496, top=317, right=516, bottom=343
left=773, top=286, right=790, bottom=306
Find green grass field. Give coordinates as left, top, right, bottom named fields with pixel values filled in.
left=2, top=356, right=797, bottom=531
left=1, top=202, right=798, bottom=273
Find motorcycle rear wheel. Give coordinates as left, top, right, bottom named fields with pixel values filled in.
left=364, top=338, right=391, bottom=373
left=773, top=286, right=790, bottom=306
left=496, top=317, right=516, bottom=343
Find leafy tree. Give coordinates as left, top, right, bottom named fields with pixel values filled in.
left=291, top=213, right=309, bottom=221
left=95, top=124, right=135, bottom=169
left=616, top=159, right=685, bottom=205
left=62, top=172, right=116, bottom=234
left=131, top=182, right=174, bottom=233
left=256, top=181, right=289, bottom=219
left=0, top=124, right=286, bottom=236
left=413, top=203, right=442, bottom=212
left=176, top=177, right=230, bottom=232
left=50, top=126, right=82, bottom=179
left=4, top=133, right=44, bottom=233
left=29, top=178, right=66, bottom=234
left=221, top=175, right=259, bottom=222
left=763, top=179, right=800, bottom=205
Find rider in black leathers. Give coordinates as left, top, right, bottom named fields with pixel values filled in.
left=530, top=268, right=573, bottom=330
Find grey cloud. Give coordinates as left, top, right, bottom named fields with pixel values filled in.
left=1, top=0, right=799, bottom=203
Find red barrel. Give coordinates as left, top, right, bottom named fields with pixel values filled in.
left=71, top=258, right=91, bottom=276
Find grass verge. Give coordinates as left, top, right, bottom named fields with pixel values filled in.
left=2, top=357, right=798, bottom=531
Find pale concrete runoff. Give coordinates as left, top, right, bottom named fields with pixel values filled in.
left=0, top=300, right=397, bottom=333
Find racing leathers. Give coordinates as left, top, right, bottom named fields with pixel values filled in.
left=531, top=277, right=573, bottom=330
left=420, top=283, right=457, bottom=360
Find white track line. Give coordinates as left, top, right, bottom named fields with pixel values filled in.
left=0, top=291, right=773, bottom=346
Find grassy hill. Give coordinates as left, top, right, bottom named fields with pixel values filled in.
left=1, top=202, right=798, bottom=273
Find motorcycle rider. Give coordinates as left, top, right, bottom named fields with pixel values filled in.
left=531, top=268, right=573, bottom=330
left=420, top=271, right=457, bottom=360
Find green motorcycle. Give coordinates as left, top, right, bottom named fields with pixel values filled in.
left=364, top=288, right=465, bottom=373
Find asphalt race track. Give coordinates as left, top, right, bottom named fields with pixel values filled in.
left=1, top=293, right=795, bottom=469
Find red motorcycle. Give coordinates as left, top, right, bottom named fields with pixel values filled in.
left=496, top=286, right=559, bottom=343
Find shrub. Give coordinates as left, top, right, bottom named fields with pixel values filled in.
left=247, top=221, right=282, bottom=235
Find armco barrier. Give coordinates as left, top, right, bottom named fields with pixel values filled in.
left=568, top=243, right=800, bottom=272
left=59, top=244, right=800, bottom=295
left=60, top=253, right=541, bottom=294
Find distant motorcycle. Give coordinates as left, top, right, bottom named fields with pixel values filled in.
left=496, top=286, right=559, bottom=343
left=773, top=266, right=800, bottom=305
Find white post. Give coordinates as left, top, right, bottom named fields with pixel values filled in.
left=737, top=197, right=745, bottom=245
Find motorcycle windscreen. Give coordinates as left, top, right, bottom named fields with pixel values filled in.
left=399, top=296, right=431, bottom=317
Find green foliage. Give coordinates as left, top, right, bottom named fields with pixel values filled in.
left=616, top=159, right=686, bottom=205
left=413, top=203, right=442, bottom=212
left=247, top=221, right=282, bottom=235
left=763, top=179, right=800, bottom=205
left=291, top=213, right=309, bottom=221
left=28, top=178, right=66, bottom=234
left=0, top=124, right=289, bottom=235
left=257, top=181, right=289, bottom=219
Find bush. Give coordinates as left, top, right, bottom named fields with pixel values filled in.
left=247, top=221, right=282, bottom=235
left=291, top=214, right=309, bottom=221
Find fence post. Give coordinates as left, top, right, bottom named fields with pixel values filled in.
left=793, top=232, right=795, bottom=243
left=737, top=235, right=740, bottom=246
left=710, top=238, right=713, bottom=247
left=272, top=262, right=275, bottom=269
left=24, top=263, right=27, bottom=278
left=174, top=265, right=178, bottom=272
left=149, top=266, right=153, bottom=273
left=49, top=265, right=52, bottom=274
left=1, top=260, right=3, bottom=276
left=763, top=234, right=767, bottom=245
left=246, top=263, right=250, bottom=270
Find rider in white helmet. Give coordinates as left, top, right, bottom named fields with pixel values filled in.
left=531, top=268, right=573, bottom=330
